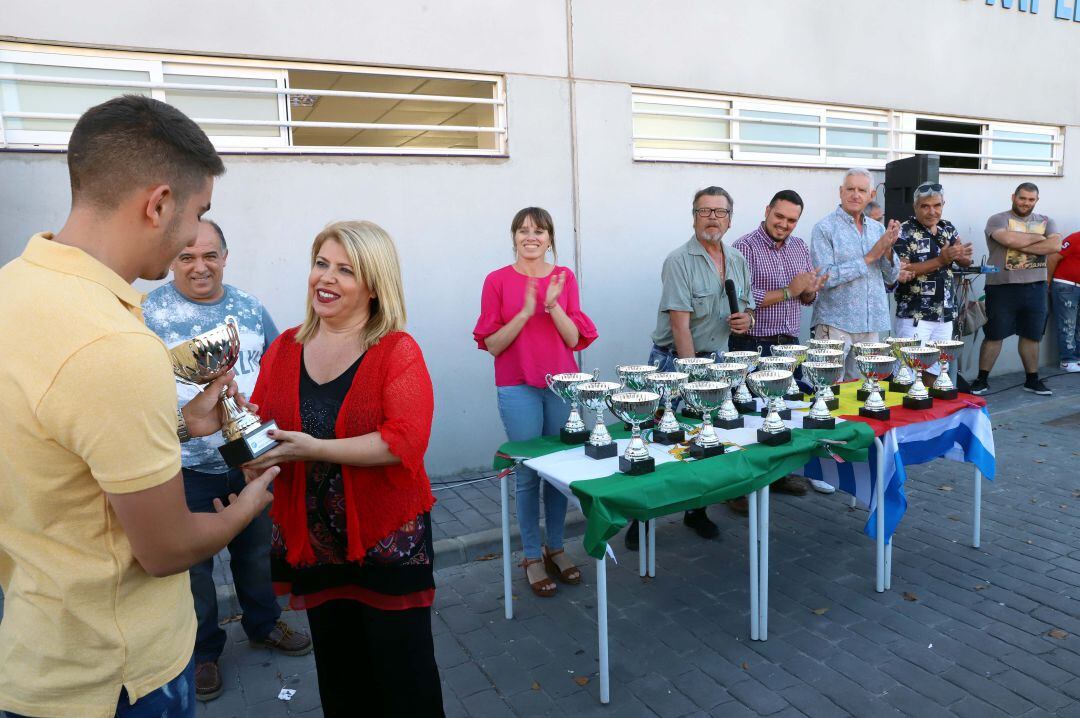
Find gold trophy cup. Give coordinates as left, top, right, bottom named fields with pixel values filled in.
left=170, top=316, right=279, bottom=467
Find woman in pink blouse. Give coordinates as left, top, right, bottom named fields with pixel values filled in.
left=473, top=207, right=598, bottom=597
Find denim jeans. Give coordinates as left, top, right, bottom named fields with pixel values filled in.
left=5, top=657, right=194, bottom=718
left=1052, top=281, right=1080, bottom=363
left=182, top=468, right=280, bottom=662
left=497, top=385, right=571, bottom=560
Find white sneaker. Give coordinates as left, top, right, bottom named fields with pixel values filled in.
left=808, top=478, right=836, bottom=494
left=1061, top=361, right=1080, bottom=373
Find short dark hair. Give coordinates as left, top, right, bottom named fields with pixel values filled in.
left=1014, top=182, right=1039, bottom=196
left=693, top=186, right=734, bottom=211
left=769, top=190, right=804, bottom=210
left=67, top=95, right=225, bottom=210
left=510, top=207, right=557, bottom=262
left=203, top=219, right=227, bottom=252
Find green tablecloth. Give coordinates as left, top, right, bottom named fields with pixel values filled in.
left=493, top=421, right=874, bottom=559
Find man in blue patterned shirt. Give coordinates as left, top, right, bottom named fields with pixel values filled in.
left=810, top=168, right=901, bottom=379
left=893, top=183, right=973, bottom=376
left=144, top=219, right=310, bottom=701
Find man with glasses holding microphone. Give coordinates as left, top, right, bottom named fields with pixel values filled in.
left=628, top=186, right=754, bottom=548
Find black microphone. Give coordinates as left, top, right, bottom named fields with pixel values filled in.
left=725, top=278, right=739, bottom=315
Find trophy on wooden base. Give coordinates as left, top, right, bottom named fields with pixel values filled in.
left=900, top=345, right=941, bottom=410
left=576, top=381, right=622, bottom=459
left=855, top=354, right=897, bottom=420
left=647, top=372, right=689, bottom=445
left=545, top=371, right=596, bottom=444
left=170, top=316, right=279, bottom=467
left=606, top=391, right=662, bottom=475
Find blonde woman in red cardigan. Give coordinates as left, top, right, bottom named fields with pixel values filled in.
left=244, top=221, right=443, bottom=717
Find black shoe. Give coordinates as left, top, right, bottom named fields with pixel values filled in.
left=1023, top=378, right=1052, bottom=396
left=683, top=509, right=720, bottom=539
left=969, top=377, right=989, bottom=395
left=624, top=520, right=642, bottom=551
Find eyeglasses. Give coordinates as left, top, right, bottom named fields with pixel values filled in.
left=693, top=207, right=732, bottom=219
left=915, top=183, right=943, bottom=194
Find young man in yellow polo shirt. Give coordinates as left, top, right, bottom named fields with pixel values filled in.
left=0, top=95, right=277, bottom=718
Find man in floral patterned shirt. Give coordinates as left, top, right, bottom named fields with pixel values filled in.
left=894, top=183, right=973, bottom=375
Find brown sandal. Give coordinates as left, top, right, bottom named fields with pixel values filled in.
left=522, top=557, right=557, bottom=597
left=543, top=547, right=582, bottom=585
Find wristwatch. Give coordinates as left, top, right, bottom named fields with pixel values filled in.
left=176, top=408, right=192, bottom=443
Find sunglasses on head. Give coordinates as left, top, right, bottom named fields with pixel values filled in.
left=915, top=183, right=943, bottom=194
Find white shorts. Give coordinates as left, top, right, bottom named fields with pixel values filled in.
left=892, top=317, right=954, bottom=374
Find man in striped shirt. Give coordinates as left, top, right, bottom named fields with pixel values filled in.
left=731, top=189, right=832, bottom=506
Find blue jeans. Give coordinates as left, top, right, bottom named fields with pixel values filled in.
left=182, top=468, right=280, bottom=662
left=497, top=385, right=571, bottom=560
left=5, top=657, right=194, bottom=718
left=1052, top=281, right=1080, bottom=363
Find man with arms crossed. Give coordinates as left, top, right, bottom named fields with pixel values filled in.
left=145, top=219, right=310, bottom=701
left=625, top=186, right=754, bottom=548
left=731, top=189, right=831, bottom=505
left=0, top=95, right=276, bottom=718
left=810, top=168, right=901, bottom=379
left=893, top=183, right=973, bottom=380
left=970, top=183, right=1061, bottom=396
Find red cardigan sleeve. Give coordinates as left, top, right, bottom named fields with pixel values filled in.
left=378, top=334, right=435, bottom=475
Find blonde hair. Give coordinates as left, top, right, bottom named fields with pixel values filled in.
left=296, top=220, right=407, bottom=348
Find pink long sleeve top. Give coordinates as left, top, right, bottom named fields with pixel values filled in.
left=473, top=265, right=598, bottom=388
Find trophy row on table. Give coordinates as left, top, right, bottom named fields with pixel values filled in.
left=544, top=335, right=966, bottom=477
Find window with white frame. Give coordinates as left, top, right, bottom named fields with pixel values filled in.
left=632, top=88, right=1062, bottom=175
left=0, top=43, right=506, bottom=156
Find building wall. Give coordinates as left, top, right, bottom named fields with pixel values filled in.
left=3, top=0, right=1078, bottom=476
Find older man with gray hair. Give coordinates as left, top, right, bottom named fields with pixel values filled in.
left=893, top=183, right=973, bottom=365
left=810, top=168, right=901, bottom=379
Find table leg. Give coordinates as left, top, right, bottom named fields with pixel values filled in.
left=638, top=521, right=647, bottom=577
left=647, top=519, right=657, bottom=577
left=885, top=538, right=893, bottom=591
left=874, top=436, right=886, bottom=593
left=849, top=494, right=857, bottom=509
left=597, top=555, right=610, bottom=704
left=502, top=469, right=513, bottom=620
left=973, top=467, right=982, bottom=549
left=749, top=490, right=759, bottom=641
left=759, top=485, right=770, bottom=641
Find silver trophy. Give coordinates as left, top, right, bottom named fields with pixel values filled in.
left=724, top=349, right=763, bottom=414
left=673, top=356, right=716, bottom=419
left=770, top=344, right=809, bottom=400
left=757, top=356, right=796, bottom=420
left=900, top=345, right=941, bottom=410
left=928, top=339, right=964, bottom=400
left=801, top=361, right=845, bottom=430
left=884, top=336, right=921, bottom=393
left=705, top=362, right=748, bottom=429
left=170, top=316, right=279, bottom=467
left=615, top=363, right=660, bottom=428
left=852, top=342, right=891, bottom=401
left=746, top=369, right=794, bottom=445
left=545, top=370, right=596, bottom=444
left=809, top=338, right=846, bottom=353
left=606, top=391, right=662, bottom=475
left=806, top=347, right=843, bottom=408
left=681, top=380, right=732, bottom=459
left=615, top=362, right=660, bottom=389
left=575, top=381, right=622, bottom=459
left=855, top=354, right=897, bottom=420
left=647, top=371, right=689, bottom=445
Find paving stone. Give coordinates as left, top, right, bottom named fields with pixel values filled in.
left=671, top=667, right=732, bottom=710
left=942, top=665, right=1036, bottom=715
left=627, top=671, right=699, bottom=718
left=727, top=675, right=791, bottom=715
